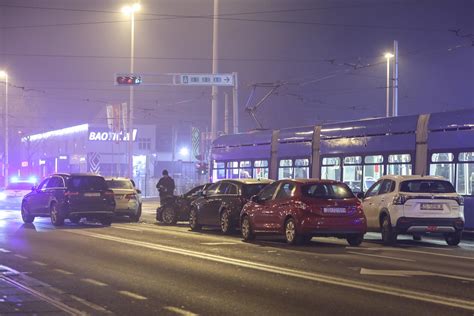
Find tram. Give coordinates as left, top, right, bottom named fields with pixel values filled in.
left=210, top=108, right=474, bottom=230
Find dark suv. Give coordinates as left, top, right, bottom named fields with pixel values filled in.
left=21, top=173, right=116, bottom=226
left=189, top=179, right=272, bottom=234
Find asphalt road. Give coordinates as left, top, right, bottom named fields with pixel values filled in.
left=0, top=200, right=473, bottom=315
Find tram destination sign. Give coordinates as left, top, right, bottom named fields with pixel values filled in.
left=178, top=73, right=234, bottom=86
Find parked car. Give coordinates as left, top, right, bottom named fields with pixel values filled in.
left=105, top=177, right=142, bottom=222
left=21, top=173, right=116, bottom=226
left=240, top=179, right=367, bottom=245
left=359, top=175, right=464, bottom=245
left=0, top=181, right=36, bottom=209
left=189, top=179, right=272, bottom=234
left=156, top=183, right=211, bottom=225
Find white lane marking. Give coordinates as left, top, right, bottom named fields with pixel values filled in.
left=347, top=251, right=415, bottom=262
left=81, top=278, right=108, bottom=287
left=69, top=230, right=474, bottom=312
left=54, top=269, right=74, bottom=275
left=69, top=294, right=112, bottom=313
left=113, top=226, right=143, bottom=232
left=14, top=254, right=28, bottom=259
left=201, top=242, right=238, bottom=245
left=119, top=290, right=147, bottom=300
left=164, top=306, right=198, bottom=316
left=32, top=261, right=48, bottom=266
left=0, top=248, right=11, bottom=253
left=357, top=247, right=474, bottom=261
left=360, top=268, right=474, bottom=282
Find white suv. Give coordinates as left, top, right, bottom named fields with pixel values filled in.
left=360, top=175, right=464, bottom=246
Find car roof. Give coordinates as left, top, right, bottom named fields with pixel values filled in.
left=219, top=179, right=273, bottom=185
left=104, top=177, right=132, bottom=181
left=278, top=178, right=343, bottom=185
left=379, top=175, right=447, bottom=181
left=52, top=173, right=104, bottom=177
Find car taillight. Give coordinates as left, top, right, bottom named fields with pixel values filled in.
left=125, top=193, right=137, bottom=200
left=356, top=203, right=364, bottom=215
left=392, top=194, right=407, bottom=205
left=455, top=196, right=464, bottom=205
left=65, top=191, right=79, bottom=196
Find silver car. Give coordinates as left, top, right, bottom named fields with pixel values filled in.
left=105, top=177, right=142, bottom=222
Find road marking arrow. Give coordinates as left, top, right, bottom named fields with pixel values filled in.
left=360, top=268, right=474, bottom=282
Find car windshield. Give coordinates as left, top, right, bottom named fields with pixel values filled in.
left=106, top=179, right=134, bottom=189
left=400, top=180, right=456, bottom=193
left=6, top=182, right=33, bottom=190
left=242, top=183, right=268, bottom=198
left=302, top=183, right=354, bottom=199
left=68, top=176, right=107, bottom=191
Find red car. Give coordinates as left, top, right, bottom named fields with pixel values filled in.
left=240, top=179, right=367, bottom=246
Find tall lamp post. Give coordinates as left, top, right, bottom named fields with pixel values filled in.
left=121, top=3, right=140, bottom=179
left=384, top=53, right=394, bottom=117
left=0, top=71, right=8, bottom=187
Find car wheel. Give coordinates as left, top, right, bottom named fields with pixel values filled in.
left=381, top=216, right=397, bottom=245
left=69, top=216, right=81, bottom=224
left=220, top=209, right=234, bottom=234
left=21, top=203, right=35, bottom=224
left=412, top=234, right=422, bottom=241
left=284, top=218, right=303, bottom=245
left=445, top=231, right=461, bottom=246
left=130, top=204, right=142, bottom=223
left=162, top=206, right=177, bottom=225
left=346, top=234, right=364, bottom=246
left=100, top=216, right=113, bottom=226
left=241, top=215, right=255, bottom=241
left=189, top=208, right=202, bottom=231
left=50, top=202, right=64, bottom=226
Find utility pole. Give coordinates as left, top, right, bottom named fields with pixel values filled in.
left=211, top=0, right=219, bottom=140
left=232, top=72, right=239, bottom=134
left=392, top=40, right=399, bottom=116
left=224, top=92, right=229, bottom=134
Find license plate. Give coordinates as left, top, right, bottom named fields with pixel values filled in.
left=323, top=207, right=346, bottom=214
left=84, top=192, right=100, bottom=197
left=420, top=203, right=443, bottom=210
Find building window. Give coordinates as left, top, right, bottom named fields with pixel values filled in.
left=138, top=138, right=151, bottom=150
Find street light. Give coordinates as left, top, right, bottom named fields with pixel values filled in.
left=121, top=3, right=140, bottom=179
left=384, top=53, right=394, bottom=117
left=0, top=70, right=8, bottom=187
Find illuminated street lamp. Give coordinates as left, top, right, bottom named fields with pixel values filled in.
left=0, top=70, right=8, bottom=187
left=384, top=53, right=394, bottom=117
left=121, top=3, right=141, bottom=178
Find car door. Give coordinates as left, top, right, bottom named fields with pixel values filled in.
left=362, top=180, right=383, bottom=229
left=44, top=176, right=64, bottom=211
left=271, top=182, right=296, bottom=231
left=28, top=178, right=50, bottom=215
left=198, top=182, right=222, bottom=225
left=251, top=182, right=280, bottom=232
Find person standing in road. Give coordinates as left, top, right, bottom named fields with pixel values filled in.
left=156, top=169, right=175, bottom=201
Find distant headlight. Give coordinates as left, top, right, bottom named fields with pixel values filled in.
left=0, top=192, right=7, bottom=200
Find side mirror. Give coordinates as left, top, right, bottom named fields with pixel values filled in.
left=200, top=190, right=207, bottom=197
left=356, top=192, right=365, bottom=199
left=136, top=189, right=142, bottom=194
left=251, top=195, right=261, bottom=203
left=31, top=185, right=36, bottom=191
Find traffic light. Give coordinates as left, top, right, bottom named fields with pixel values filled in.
left=115, top=74, right=142, bottom=85
left=196, top=162, right=208, bottom=175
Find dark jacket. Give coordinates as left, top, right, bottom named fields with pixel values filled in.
left=156, top=175, right=175, bottom=198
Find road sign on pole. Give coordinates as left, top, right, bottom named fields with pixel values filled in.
left=177, top=73, right=234, bottom=86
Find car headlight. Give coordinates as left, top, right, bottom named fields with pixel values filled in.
left=0, top=192, right=7, bottom=200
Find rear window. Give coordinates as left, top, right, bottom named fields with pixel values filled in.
left=68, top=176, right=107, bottom=191
left=302, top=183, right=354, bottom=199
left=242, top=183, right=268, bottom=198
left=6, top=182, right=33, bottom=190
left=400, top=180, right=455, bottom=193
left=106, top=179, right=133, bottom=189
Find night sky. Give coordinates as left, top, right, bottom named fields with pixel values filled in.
left=0, top=0, right=472, bottom=142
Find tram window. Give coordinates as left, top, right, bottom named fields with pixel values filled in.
left=253, top=160, right=269, bottom=179
left=343, top=156, right=362, bottom=193
left=212, top=161, right=226, bottom=180
left=239, top=161, right=252, bottom=179
left=294, top=159, right=310, bottom=179
left=365, top=155, right=383, bottom=164
left=278, top=159, right=293, bottom=179
left=363, top=155, right=384, bottom=191
left=430, top=152, right=454, bottom=183
left=456, top=152, right=474, bottom=195
left=321, top=157, right=341, bottom=181
left=226, top=161, right=240, bottom=179
left=387, top=154, right=412, bottom=175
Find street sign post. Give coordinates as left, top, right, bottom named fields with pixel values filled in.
left=177, top=73, right=234, bottom=86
